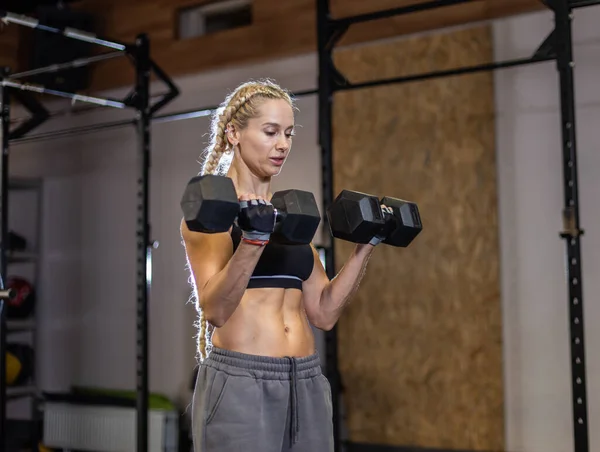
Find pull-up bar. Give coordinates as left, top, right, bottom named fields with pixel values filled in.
left=334, top=0, right=472, bottom=26
left=1, top=79, right=127, bottom=109
left=335, top=0, right=594, bottom=28
left=0, top=10, right=128, bottom=51
left=9, top=51, right=125, bottom=80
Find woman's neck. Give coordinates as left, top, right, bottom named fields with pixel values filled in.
left=227, top=166, right=272, bottom=199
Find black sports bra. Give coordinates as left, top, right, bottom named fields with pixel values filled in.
left=230, top=225, right=315, bottom=290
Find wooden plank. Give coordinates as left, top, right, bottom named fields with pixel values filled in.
left=253, top=0, right=313, bottom=23
left=333, top=24, right=503, bottom=449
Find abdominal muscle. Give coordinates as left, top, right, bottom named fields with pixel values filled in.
left=210, top=287, right=316, bottom=358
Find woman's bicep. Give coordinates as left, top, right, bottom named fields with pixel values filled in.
left=181, top=219, right=233, bottom=293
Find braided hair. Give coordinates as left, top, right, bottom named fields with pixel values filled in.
left=194, top=79, right=295, bottom=361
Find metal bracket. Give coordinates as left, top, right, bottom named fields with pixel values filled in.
left=560, top=206, right=585, bottom=239
left=323, top=20, right=352, bottom=90
left=123, top=53, right=180, bottom=115
left=534, top=29, right=557, bottom=58
left=8, top=90, right=50, bottom=140
left=0, top=67, right=50, bottom=140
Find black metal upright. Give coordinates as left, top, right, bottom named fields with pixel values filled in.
left=551, top=1, right=589, bottom=451
left=316, top=1, right=342, bottom=451
left=134, top=33, right=152, bottom=452
left=0, top=67, right=10, bottom=452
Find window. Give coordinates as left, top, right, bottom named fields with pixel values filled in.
left=178, top=0, right=252, bottom=39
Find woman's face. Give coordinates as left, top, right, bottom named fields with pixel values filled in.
left=231, top=98, right=295, bottom=178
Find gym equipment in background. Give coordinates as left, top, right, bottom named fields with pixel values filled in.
left=6, top=276, right=36, bottom=319
left=6, top=343, right=34, bottom=387
left=42, top=387, right=179, bottom=452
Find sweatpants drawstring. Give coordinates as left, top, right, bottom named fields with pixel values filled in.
left=288, top=357, right=299, bottom=444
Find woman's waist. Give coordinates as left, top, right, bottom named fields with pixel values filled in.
left=212, top=316, right=316, bottom=358
left=203, top=345, right=322, bottom=380
left=210, top=289, right=314, bottom=357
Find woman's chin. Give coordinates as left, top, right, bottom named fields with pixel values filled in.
left=265, top=163, right=284, bottom=177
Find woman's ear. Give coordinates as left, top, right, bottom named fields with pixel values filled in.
left=226, top=126, right=240, bottom=147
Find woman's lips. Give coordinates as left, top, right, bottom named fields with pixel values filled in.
left=269, top=157, right=285, bottom=166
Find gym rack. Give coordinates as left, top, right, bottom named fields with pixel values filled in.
left=315, top=0, right=597, bottom=452
left=1, top=2, right=597, bottom=451
left=0, top=10, right=179, bottom=452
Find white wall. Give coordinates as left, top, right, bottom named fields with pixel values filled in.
left=6, top=4, right=600, bottom=450
left=493, top=6, right=600, bottom=452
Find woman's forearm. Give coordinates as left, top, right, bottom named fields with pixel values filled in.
left=200, top=242, right=264, bottom=327
left=318, top=243, right=375, bottom=329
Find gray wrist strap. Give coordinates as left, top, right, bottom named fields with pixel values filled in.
left=369, top=236, right=383, bottom=246
left=242, top=230, right=271, bottom=242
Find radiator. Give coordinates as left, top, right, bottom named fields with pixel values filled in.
left=43, top=402, right=178, bottom=452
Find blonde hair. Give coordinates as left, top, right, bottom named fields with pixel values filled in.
left=194, top=78, right=295, bottom=361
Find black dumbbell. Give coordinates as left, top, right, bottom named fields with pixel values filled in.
left=180, top=174, right=321, bottom=245
left=326, top=189, right=422, bottom=247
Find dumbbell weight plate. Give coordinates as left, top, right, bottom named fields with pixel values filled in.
left=181, top=175, right=240, bottom=233
left=271, top=189, right=321, bottom=245
left=380, top=196, right=423, bottom=247
left=326, top=189, right=385, bottom=244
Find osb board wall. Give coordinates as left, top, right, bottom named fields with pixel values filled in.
left=332, top=25, right=503, bottom=449
left=4, top=0, right=544, bottom=93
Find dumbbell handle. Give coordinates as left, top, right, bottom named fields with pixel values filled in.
left=379, top=205, right=394, bottom=218
left=274, top=208, right=286, bottom=224
left=371, top=205, right=396, bottom=240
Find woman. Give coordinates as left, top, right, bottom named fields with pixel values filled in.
left=181, top=79, right=379, bottom=452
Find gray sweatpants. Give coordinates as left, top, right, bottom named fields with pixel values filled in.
left=191, top=346, right=334, bottom=452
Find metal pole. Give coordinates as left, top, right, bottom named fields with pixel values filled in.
left=552, top=1, right=589, bottom=451
left=0, top=66, right=11, bottom=452
left=570, top=0, right=600, bottom=8
left=0, top=10, right=128, bottom=51
left=316, top=1, right=341, bottom=451
left=1, top=79, right=126, bottom=108
left=9, top=50, right=125, bottom=80
left=335, top=0, right=471, bottom=26
left=335, top=54, right=555, bottom=92
left=10, top=89, right=318, bottom=145
left=134, top=33, right=151, bottom=452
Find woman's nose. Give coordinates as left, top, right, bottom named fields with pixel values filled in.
left=277, top=137, right=289, bottom=152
